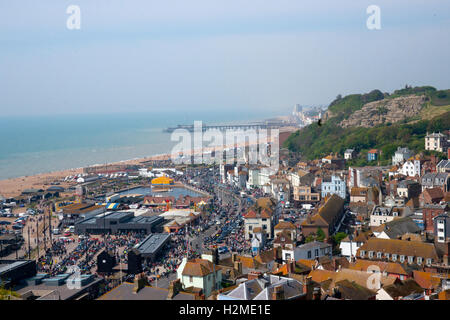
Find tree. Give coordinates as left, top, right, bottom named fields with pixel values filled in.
left=305, top=234, right=315, bottom=243
left=316, top=227, right=326, bottom=241
left=332, top=232, right=348, bottom=245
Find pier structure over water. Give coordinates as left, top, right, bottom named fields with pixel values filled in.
left=163, top=122, right=286, bottom=133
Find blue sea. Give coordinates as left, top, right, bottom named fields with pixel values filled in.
left=0, top=110, right=279, bottom=180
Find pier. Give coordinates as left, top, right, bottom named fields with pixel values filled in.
left=163, top=122, right=285, bottom=133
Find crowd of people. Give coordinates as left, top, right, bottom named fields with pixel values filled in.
left=29, top=165, right=263, bottom=291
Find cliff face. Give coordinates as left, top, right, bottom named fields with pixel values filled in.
left=339, top=94, right=427, bottom=128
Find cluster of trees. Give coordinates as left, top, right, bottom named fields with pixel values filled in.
left=305, top=227, right=326, bottom=243
left=284, top=85, right=450, bottom=163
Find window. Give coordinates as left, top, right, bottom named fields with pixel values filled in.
left=392, top=254, right=397, bottom=261
left=263, top=225, right=267, bottom=230
left=408, top=256, right=414, bottom=264
left=307, top=250, right=312, bottom=259
left=262, top=218, right=267, bottom=221
left=190, top=276, right=193, bottom=282
left=360, top=250, right=365, bottom=258
left=426, top=258, right=432, bottom=265
left=248, top=225, right=252, bottom=230
left=315, top=249, right=319, bottom=257
left=400, top=255, right=405, bottom=263
left=368, top=251, right=374, bottom=258
left=377, top=252, right=382, bottom=259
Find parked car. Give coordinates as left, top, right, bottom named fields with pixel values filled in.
left=218, top=246, right=229, bottom=254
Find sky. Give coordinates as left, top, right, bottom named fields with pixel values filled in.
left=0, top=0, right=450, bottom=116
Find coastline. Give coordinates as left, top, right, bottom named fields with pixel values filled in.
left=0, top=126, right=296, bottom=199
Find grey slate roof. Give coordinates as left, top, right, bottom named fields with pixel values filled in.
left=381, top=216, right=421, bottom=239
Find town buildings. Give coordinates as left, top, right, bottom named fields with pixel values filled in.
left=321, top=175, right=346, bottom=199
left=301, top=194, right=345, bottom=239
left=392, top=147, right=414, bottom=165
left=176, top=253, right=222, bottom=299
left=425, top=132, right=448, bottom=153
left=357, top=238, right=439, bottom=265
left=244, top=198, right=278, bottom=240
left=281, top=241, right=332, bottom=262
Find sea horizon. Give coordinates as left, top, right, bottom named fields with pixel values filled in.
left=0, top=109, right=282, bottom=180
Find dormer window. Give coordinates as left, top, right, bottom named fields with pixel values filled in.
left=377, top=252, right=382, bottom=259
left=368, top=251, right=374, bottom=258
left=360, top=250, right=365, bottom=258
left=392, top=254, right=397, bottom=261
left=399, top=255, right=405, bottom=263
left=426, top=258, right=432, bottom=265
left=408, top=256, right=414, bottom=264
left=417, top=257, right=423, bottom=264
left=385, top=253, right=390, bottom=259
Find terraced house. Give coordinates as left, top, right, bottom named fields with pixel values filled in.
left=243, top=197, right=278, bottom=240
left=301, top=194, right=345, bottom=239
left=357, top=238, right=439, bottom=266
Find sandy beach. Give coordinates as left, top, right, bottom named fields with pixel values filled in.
left=0, top=153, right=168, bottom=199
left=0, top=127, right=296, bottom=199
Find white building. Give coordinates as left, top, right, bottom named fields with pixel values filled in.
left=217, top=274, right=304, bottom=300
left=281, top=241, right=332, bottom=262
left=425, top=132, right=447, bottom=153
left=344, top=149, right=356, bottom=160
left=321, top=175, right=346, bottom=199
left=370, top=206, right=404, bottom=227
left=339, top=233, right=367, bottom=259
left=392, top=147, right=414, bottom=165
left=398, top=160, right=421, bottom=177
left=177, top=255, right=222, bottom=298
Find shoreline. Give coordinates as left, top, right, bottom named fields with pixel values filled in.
left=0, top=126, right=296, bottom=199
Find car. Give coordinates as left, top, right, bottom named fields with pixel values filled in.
left=0, top=221, right=11, bottom=225
left=12, top=224, right=23, bottom=229
left=218, top=246, right=229, bottom=254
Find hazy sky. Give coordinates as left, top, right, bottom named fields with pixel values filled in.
left=1, top=0, right=450, bottom=116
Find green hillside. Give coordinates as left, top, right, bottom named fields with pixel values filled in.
left=283, top=86, right=450, bottom=166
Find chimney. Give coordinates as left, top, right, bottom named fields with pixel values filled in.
left=313, top=287, right=322, bottom=300
left=273, top=247, right=280, bottom=261
left=443, top=255, right=449, bottom=267
left=303, top=276, right=314, bottom=300
left=234, top=261, right=242, bottom=274
left=167, top=279, right=182, bottom=299
left=231, top=253, right=237, bottom=263
left=133, top=273, right=148, bottom=294
left=443, top=241, right=450, bottom=266
left=272, top=285, right=285, bottom=300
left=332, top=287, right=341, bottom=299
left=289, top=260, right=296, bottom=274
